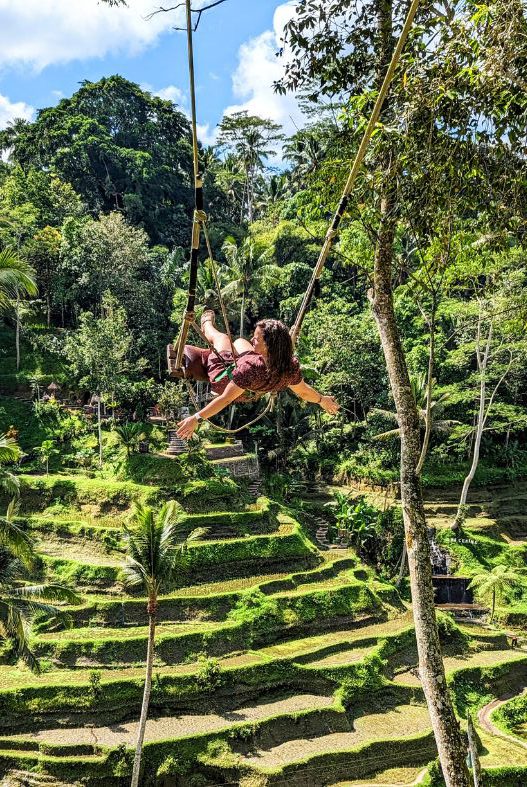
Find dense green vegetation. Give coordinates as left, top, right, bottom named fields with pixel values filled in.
left=1, top=0, right=527, bottom=785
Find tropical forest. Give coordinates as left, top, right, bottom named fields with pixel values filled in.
left=0, top=1, right=526, bottom=786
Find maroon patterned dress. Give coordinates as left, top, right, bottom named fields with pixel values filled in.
left=206, top=350, right=303, bottom=401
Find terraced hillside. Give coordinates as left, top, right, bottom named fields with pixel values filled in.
left=1, top=469, right=526, bottom=786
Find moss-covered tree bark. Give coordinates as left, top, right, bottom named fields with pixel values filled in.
left=370, top=186, right=469, bottom=785
left=368, top=3, right=470, bottom=784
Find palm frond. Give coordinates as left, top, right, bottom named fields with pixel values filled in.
left=0, top=470, right=20, bottom=497
left=371, top=428, right=401, bottom=441
left=0, top=515, right=34, bottom=568
left=11, top=583, right=81, bottom=605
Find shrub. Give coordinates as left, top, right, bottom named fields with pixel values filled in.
left=336, top=653, right=386, bottom=708
left=196, top=654, right=223, bottom=691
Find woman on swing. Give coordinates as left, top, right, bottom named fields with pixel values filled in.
left=176, top=310, right=340, bottom=439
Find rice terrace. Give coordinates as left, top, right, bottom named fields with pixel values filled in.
left=0, top=1, right=527, bottom=786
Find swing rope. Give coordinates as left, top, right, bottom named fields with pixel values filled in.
left=173, top=0, right=421, bottom=433
left=290, top=0, right=422, bottom=346
left=172, top=0, right=274, bottom=434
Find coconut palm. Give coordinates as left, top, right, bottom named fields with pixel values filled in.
left=254, top=173, right=291, bottom=213
left=370, top=373, right=458, bottom=442
left=0, top=248, right=37, bottom=314
left=0, top=434, right=22, bottom=498
left=124, top=502, right=207, bottom=787
left=113, top=423, right=146, bottom=457
left=284, top=132, right=326, bottom=182
left=221, top=237, right=281, bottom=337
left=468, top=564, right=524, bottom=622
left=0, top=500, right=80, bottom=672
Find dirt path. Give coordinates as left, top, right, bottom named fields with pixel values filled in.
left=8, top=694, right=334, bottom=748
left=241, top=704, right=432, bottom=769
left=478, top=687, right=527, bottom=750
left=393, top=649, right=527, bottom=686
left=333, top=767, right=429, bottom=786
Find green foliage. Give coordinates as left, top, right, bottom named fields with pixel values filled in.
left=195, top=654, right=223, bottom=691
left=336, top=654, right=386, bottom=708
left=1, top=76, right=193, bottom=247
left=227, top=590, right=284, bottom=644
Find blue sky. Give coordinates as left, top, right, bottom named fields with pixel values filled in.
left=0, top=0, right=303, bottom=145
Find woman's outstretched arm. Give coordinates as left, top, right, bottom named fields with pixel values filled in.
left=176, top=380, right=245, bottom=439
left=289, top=380, right=340, bottom=415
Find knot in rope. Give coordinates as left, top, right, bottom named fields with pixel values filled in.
left=195, top=209, right=208, bottom=224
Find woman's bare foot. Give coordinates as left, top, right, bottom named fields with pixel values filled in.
left=201, top=309, right=215, bottom=330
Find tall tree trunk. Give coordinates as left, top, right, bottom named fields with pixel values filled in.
left=15, top=296, right=20, bottom=373
left=467, top=713, right=482, bottom=787
left=398, top=301, right=436, bottom=586
left=370, top=191, right=469, bottom=787
left=454, top=319, right=492, bottom=529
left=417, top=301, right=436, bottom=475
left=131, top=607, right=156, bottom=787
left=97, top=396, right=103, bottom=468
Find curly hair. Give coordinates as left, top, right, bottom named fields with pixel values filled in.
left=255, top=319, right=296, bottom=378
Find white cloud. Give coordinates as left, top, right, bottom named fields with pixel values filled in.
left=155, top=85, right=186, bottom=105
left=223, top=1, right=303, bottom=140
left=0, top=93, right=34, bottom=129
left=0, top=0, right=200, bottom=72
left=196, top=123, right=217, bottom=147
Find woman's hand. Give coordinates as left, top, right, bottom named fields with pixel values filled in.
left=320, top=395, right=340, bottom=415
left=176, top=415, right=199, bottom=440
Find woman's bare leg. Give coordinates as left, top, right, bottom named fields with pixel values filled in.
left=202, top=322, right=232, bottom=353
left=201, top=311, right=254, bottom=355
left=201, top=311, right=231, bottom=353
left=234, top=337, right=254, bottom=354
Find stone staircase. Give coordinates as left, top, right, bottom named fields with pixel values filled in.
left=166, top=431, right=188, bottom=455
left=248, top=478, right=262, bottom=498
left=205, top=440, right=245, bottom=460
left=315, top=517, right=350, bottom=550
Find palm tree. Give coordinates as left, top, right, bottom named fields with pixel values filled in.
left=0, top=500, right=80, bottom=671
left=221, top=238, right=281, bottom=337
left=370, top=373, right=458, bottom=449
left=0, top=247, right=38, bottom=371
left=124, top=502, right=207, bottom=787
left=0, top=247, right=37, bottom=313
left=0, top=118, right=30, bottom=162
left=0, top=434, right=22, bottom=498
left=213, top=154, right=246, bottom=220
left=114, top=423, right=146, bottom=457
left=284, top=132, right=326, bottom=182
left=197, top=257, right=226, bottom=312
left=468, top=564, right=524, bottom=622
left=254, top=173, right=291, bottom=213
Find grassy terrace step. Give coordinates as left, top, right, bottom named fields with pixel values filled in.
left=30, top=580, right=387, bottom=666
left=237, top=702, right=433, bottom=770
left=42, top=513, right=319, bottom=591
left=12, top=475, right=158, bottom=520
left=4, top=693, right=336, bottom=748
left=38, top=538, right=122, bottom=567
left=20, top=497, right=276, bottom=543
left=59, top=557, right=358, bottom=628
left=0, top=612, right=412, bottom=726
left=393, top=649, right=527, bottom=685
left=331, top=765, right=426, bottom=785
left=0, top=614, right=411, bottom=691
